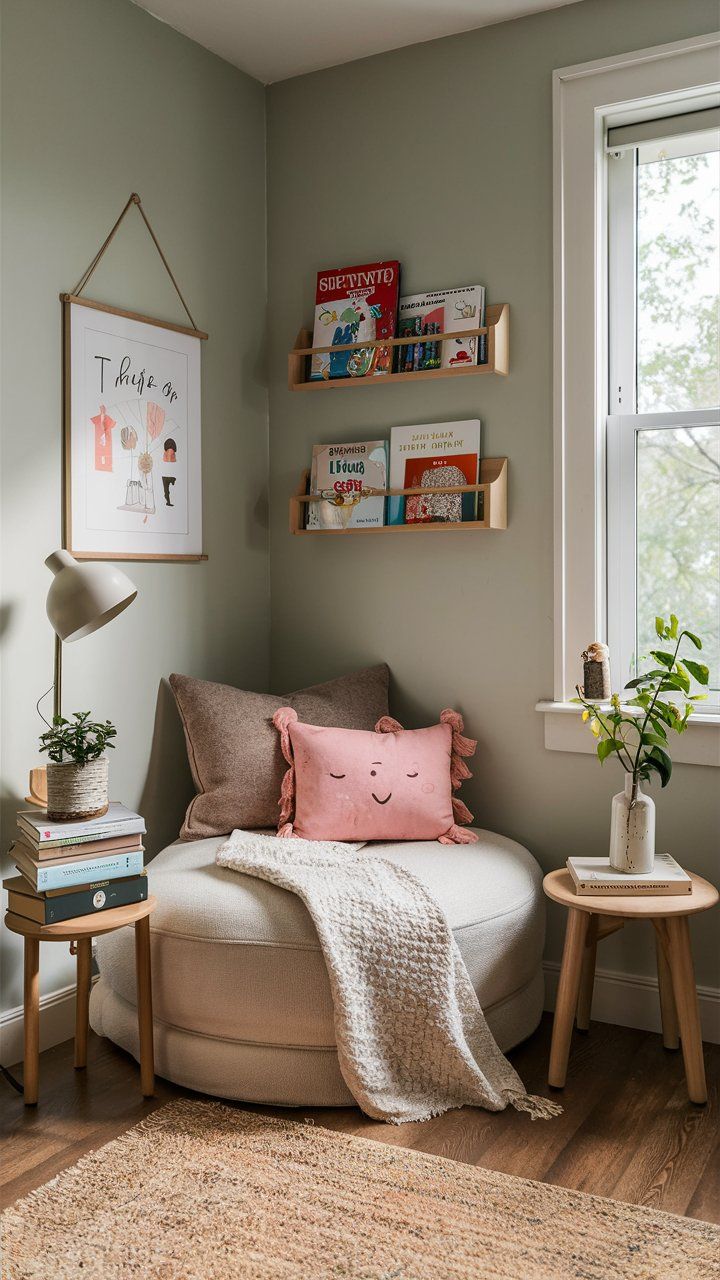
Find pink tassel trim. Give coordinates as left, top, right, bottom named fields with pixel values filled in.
left=272, top=707, right=298, bottom=833
left=438, top=823, right=479, bottom=845
left=375, top=715, right=404, bottom=734
left=439, top=708, right=477, bottom=826
left=452, top=795, right=474, bottom=825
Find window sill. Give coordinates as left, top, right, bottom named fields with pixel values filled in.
left=536, top=701, right=720, bottom=767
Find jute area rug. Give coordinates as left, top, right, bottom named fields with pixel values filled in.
left=2, top=1099, right=718, bottom=1280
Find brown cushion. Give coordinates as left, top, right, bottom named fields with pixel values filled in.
left=169, top=665, right=390, bottom=839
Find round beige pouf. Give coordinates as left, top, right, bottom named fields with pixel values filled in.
left=90, top=829, right=546, bottom=1107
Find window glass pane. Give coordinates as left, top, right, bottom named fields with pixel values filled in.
left=636, top=136, right=720, bottom=413
left=636, top=424, right=720, bottom=694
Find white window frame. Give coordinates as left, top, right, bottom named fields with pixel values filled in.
left=537, top=32, right=720, bottom=767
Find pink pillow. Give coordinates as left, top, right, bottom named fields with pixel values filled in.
left=272, top=708, right=479, bottom=845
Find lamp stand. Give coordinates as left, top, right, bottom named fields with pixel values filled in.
left=25, top=635, right=61, bottom=809
left=53, top=632, right=62, bottom=720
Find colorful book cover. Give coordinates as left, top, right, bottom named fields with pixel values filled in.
left=310, top=261, right=400, bottom=381
left=404, top=454, right=479, bottom=524
left=388, top=420, right=481, bottom=525
left=308, top=441, right=388, bottom=529
left=395, top=286, right=486, bottom=372
left=396, top=313, right=443, bottom=373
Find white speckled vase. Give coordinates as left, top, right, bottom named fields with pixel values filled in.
left=609, top=774, right=655, bottom=874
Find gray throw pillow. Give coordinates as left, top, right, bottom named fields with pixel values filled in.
left=169, top=665, right=390, bottom=839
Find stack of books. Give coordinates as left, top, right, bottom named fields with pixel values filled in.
left=3, top=803, right=147, bottom=926
left=567, top=852, right=692, bottom=896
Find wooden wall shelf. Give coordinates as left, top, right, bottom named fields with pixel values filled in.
left=290, top=457, right=507, bottom=535
left=288, top=303, right=509, bottom=391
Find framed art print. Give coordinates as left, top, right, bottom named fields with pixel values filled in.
left=63, top=296, right=206, bottom=560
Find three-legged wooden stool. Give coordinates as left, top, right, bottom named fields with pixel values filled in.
left=4, top=896, right=156, bottom=1105
left=543, top=870, right=718, bottom=1104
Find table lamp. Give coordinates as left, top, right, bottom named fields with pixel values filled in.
left=26, top=551, right=137, bottom=807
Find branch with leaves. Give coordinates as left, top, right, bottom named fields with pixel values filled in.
left=575, top=615, right=708, bottom=805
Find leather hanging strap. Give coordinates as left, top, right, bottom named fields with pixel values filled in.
left=71, top=192, right=200, bottom=332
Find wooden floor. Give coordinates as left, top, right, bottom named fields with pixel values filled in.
left=2, top=1014, right=719, bottom=1223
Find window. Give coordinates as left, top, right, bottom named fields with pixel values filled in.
left=607, top=114, right=720, bottom=704
left=542, top=35, right=720, bottom=765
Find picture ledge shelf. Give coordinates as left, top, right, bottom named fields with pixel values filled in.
left=288, top=303, right=509, bottom=391
left=290, top=457, right=507, bottom=535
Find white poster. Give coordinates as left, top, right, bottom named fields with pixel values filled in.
left=65, top=300, right=204, bottom=559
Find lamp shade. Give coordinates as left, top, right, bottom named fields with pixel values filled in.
left=45, top=550, right=137, bottom=643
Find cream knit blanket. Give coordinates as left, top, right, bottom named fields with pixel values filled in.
left=216, top=830, right=561, bottom=1125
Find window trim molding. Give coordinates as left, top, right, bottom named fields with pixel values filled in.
left=536, top=701, right=720, bottom=767
left=545, top=32, right=720, bottom=763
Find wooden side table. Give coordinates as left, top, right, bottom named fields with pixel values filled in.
left=4, top=896, right=156, bottom=1105
left=543, top=870, right=718, bottom=1105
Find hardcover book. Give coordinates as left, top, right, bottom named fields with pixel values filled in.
left=395, top=285, right=486, bottom=373
left=567, top=853, right=692, bottom=896
left=17, top=802, right=145, bottom=849
left=12, top=842, right=145, bottom=892
left=307, top=440, right=388, bottom=530
left=310, top=261, right=400, bottom=381
left=12, top=835, right=142, bottom=869
left=12, top=832, right=144, bottom=863
left=388, top=420, right=481, bottom=525
left=403, top=454, right=479, bottom=524
left=3, top=872, right=148, bottom=925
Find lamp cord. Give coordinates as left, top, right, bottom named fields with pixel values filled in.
left=36, top=683, right=55, bottom=729
left=1, top=1064, right=24, bottom=1095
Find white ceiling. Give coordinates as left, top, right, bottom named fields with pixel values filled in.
left=132, top=0, right=584, bottom=84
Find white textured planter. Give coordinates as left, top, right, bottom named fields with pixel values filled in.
left=46, top=757, right=109, bottom=823
left=609, top=774, right=655, bottom=874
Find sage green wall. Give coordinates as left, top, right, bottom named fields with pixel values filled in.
left=0, top=0, right=268, bottom=1016
left=266, top=0, right=720, bottom=991
left=2, top=0, right=718, bottom=1046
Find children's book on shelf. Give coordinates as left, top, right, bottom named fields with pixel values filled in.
left=567, top=853, right=692, bottom=896
left=395, top=286, right=486, bottom=373
left=388, top=420, right=481, bottom=525
left=307, top=441, right=388, bottom=530
left=310, top=261, right=400, bottom=381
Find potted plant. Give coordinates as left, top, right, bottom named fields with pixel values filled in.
left=576, top=615, right=708, bottom=873
left=39, top=711, right=117, bottom=822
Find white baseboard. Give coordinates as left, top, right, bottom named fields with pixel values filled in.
left=543, top=961, right=720, bottom=1044
left=0, top=976, right=98, bottom=1069
left=2, top=965, right=718, bottom=1069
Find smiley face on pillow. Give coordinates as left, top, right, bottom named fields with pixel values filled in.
left=272, top=708, right=478, bottom=845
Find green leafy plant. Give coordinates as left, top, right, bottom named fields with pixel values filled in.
left=39, top=711, right=117, bottom=765
left=575, top=614, right=708, bottom=802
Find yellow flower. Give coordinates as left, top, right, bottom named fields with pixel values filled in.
left=582, top=708, right=590, bottom=722
left=590, top=718, right=601, bottom=737
left=611, top=693, right=621, bottom=711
